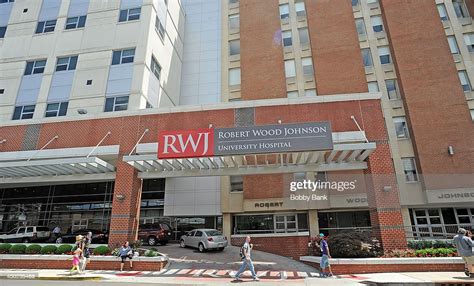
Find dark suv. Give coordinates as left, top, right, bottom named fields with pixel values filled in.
left=138, top=223, right=172, bottom=246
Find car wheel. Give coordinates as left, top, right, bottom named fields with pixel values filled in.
left=218, top=247, right=224, bottom=251
left=159, top=241, right=168, bottom=246
left=148, top=236, right=157, bottom=246
left=198, top=243, right=205, bottom=253
left=56, top=237, right=63, bottom=244
left=22, top=238, right=29, bottom=243
left=180, top=240, right=186, bottom=248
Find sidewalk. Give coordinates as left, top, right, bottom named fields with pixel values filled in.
left=0, top=269, right=473, bottom=285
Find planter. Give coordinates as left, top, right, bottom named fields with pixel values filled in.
left=300, top=256, right=465, bottom=275
left=0, top=254, right=168, bottom=272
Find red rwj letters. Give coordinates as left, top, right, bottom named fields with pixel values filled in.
left=158, top=128, right=214, bottom=159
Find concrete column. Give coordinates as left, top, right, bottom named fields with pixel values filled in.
left=309, top=209, right=319, bottom=237
left=223, top=213, right=232, bottom=245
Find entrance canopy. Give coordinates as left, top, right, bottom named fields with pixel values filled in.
left=124, top=131, right=376, bottom=178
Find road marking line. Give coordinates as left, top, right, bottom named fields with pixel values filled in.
left=257, top=271, right=267, bottom=277
left=203, top=269, right=217, bottom=275
left=286, top=271, right=294, bottom=277
left=310, top=272, right=320, bottom=277
left=280, top=271, right=287, bottom=280
left=192, top=269, right=205, bottom=277
left=177, top=269, right=191, bottom=275
left=163, top=269, right=179, bottom=275
left=269, top=271, right=280, bottom=277
left=297, top=272, right=308, bottom=277
left=216, top=270, right=229, bottom=276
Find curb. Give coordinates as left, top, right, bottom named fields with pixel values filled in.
left=0, top=274, right=104, bottom=281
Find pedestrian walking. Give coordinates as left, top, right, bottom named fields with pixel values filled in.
left=52, top=225, right=61, bottom=239
left=453, top=228, right=474, bottom=278
left=81, top=232, right=92, bottom=272
left=319, top=233, right=334, bottom=278
left=232, top=236, right=259, bottom=281
left=118, top=241, right=133, bottom=271
left=70, top=237, right=83, bottom=274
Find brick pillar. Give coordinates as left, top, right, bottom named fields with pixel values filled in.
left=108, top=160, right=143, bottom=248
left=360, top=100, right=407, bottom=251
left=466, top=0, right=474, bottom=17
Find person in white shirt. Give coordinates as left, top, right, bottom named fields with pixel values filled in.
left=233, top=236, right=259, bottom=281
left=52, top=226, right=61, bottom=239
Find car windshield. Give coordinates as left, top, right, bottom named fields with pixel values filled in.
left=205, top=230, right=222, bottom=236
left=160, top=224, right=170, bottom=230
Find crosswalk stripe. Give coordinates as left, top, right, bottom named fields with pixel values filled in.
left=203, top=269, right=216, bottom=275
left=280, top=271, right=287, bottom=280
left=297, top=272, right=308, bottom=277
left=163, top=269, right=179, bottom=275
left=192, top=269, right=205, bottom=277
left=286, top=271, right=294, bottom=277
left=177, top=269, right=191, bottom=275
left=257, top=271, right=267, bottom=277
left=216, top=270, right=229, bottom=276
left=310, top=272, right=320, bottom=277
left=269, top=271, right=280, bottom=277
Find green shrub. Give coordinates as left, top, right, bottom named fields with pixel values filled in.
left=25, top=244, right=42, bottom=254
left=40, top=245, right=57, bottom=254
left=414, top=247, right=456, bottom=257
left=93, top=246, right=111, bottom=255
left=55, top=244, right=73, bottom=254
left=0, top=243, right=12, bottom=254
left=145, top=250, right=157, bottom=257
left=9, top=244, right=27, bottom=254
left=408, top=240, right=455, bottom=250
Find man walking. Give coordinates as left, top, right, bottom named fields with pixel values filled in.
left=232, top=236, right=259, bottom=281
left=319, top=233, right=334, bottom=278
left=453, top=228, right=474, bottom=278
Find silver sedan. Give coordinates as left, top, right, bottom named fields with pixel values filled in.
left=179, top=229, right=228, bottom=252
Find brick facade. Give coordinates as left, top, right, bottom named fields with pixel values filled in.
left=231, top=235, right=309, bottom=260
left=381, top=0, right=474, bottom=191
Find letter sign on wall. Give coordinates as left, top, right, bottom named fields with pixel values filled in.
left=158, top=122, right=333, bottom=159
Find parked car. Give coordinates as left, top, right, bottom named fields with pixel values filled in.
left=179, top=229, right=227, bottom=252
left=56, top=229, right=108, bottom=244
left=0, top=226, right=50, bottom=243
left=138, top=223, right=172, bottom=246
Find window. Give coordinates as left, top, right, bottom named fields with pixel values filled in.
left=45, top=102, right=68, bottom=117
left=361, top=48, right=373, bottom=67
left=229, top=39, right=240, bottom=56
left=368, top=81, right=379, bottom=92
left=229, top=14, right=239, bottom=31
left=295, top=1, right=306, bottom=17
left=229, top=68, right=241, bottom=86
left=294, top=172, right=306, bottom=182
left=302, top=57, right=313, bottom=76
left=378, top=46, right=391, bottom=64
left=287, top=91, right=298, bottom=98
left=315, top=172, right=327, bottom=182
left=470, top=109, right=474, bottom=120
left=367, top=0, right=378, bottom=4
left=402, top=158, right=418, bottom=182
left=371, top=15, right=383, bottom=33
left=12, top=105, right=35, bottom=120
left=355, top=18, right=366, bottom=36
left=0, top=26, right=6, bottom=38
left=24, top=60, right=46, bottom=75
left=35, top=20, right=57, bottom=34
left=0, top=0, right=15, bottom=3
left=65, top=16, right=86, bottom=29
left=119, top=7, right=141, bottom=22
left=448, top=36, right=460, bottom=54
left=305, top=89, right=316, bottom=97
left=318, top=211, right=371, bottom=235
left=275, top=214, right=297, bottom=233
left=230, top=176, right=243, bottom=192
left=279, top=4, right=289, bottom=20
left=112, top=48, right=135, bottom=65
left=104, top=96, right=129, bottom=112
left=284, top=60, right=296, bottom=78
left=282, top=30, right=292, bottom=47
left=437, top=4, right=449, bottom=21
left=229, top=0, right=239, bottom=4
left=393, top=117, right=409, bottom=139
left=385, top=79, right=399, bottom=100
left=352, top=0, right=359, bottom=6
left=298, top=28, right=310, bottom=46
left=155, top=16, right=165, bottom=40
left=463, top=33, right=474, bottom=52
left=56, top=56, right=78, bottom=71
left=150, top=56, right=161, bottom=80
left=458, top=70, right=472, bottom=92
left=453, top=0, right=469, bottom=18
